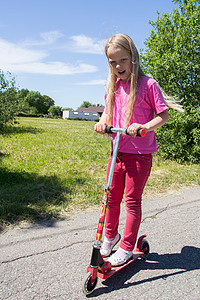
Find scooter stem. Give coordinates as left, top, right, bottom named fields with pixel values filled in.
left=105, top=131, right=122, bottom=189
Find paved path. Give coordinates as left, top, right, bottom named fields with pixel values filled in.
left=0, top=187, right=200, bottom=299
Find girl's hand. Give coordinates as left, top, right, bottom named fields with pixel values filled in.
left=94, top=122, right=107, bottom=134
left=127, top=123, right=144, bottom=137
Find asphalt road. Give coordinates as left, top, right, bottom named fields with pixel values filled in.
left=0, top=187, right=200, bottom=300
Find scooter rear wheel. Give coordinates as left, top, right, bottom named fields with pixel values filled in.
left=140, top=239, right=150, bottom=260
left=82, top=272, right=98, bottom=295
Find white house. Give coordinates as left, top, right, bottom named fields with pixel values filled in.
left=62, top=105, right=104, bottom=120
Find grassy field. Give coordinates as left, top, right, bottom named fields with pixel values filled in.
left=0, top=117, right=199, bottom=231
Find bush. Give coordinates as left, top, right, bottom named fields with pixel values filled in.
left=156, top=107, right=200, bottom=163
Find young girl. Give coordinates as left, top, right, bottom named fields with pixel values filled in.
left=94, top=33, right=169, bottom=267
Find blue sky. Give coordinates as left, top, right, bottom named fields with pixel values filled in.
left=0, top=0, right=177, bottom=110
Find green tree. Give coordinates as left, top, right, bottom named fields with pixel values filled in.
left=0, top=70, right=18, bottom=128
left=141, top=0, right=200, bottom=108
left=48, top=106, right=62, bottom=117
left=141, top=0, right=200, bottom=162
left=63, top=107, right=73, bottom=111
left=17, top=89, right=30, bottom=114
left=17, top=88, right=29, bottom=100
left=78, top=101, right=93, bottom=109
left=17, top=90, right=55, bottom=115
left=41, top=95, right=55, bottom=114
left=25, top=91, right=44, bottom=114
left=23, top=91, right=54, bottom=115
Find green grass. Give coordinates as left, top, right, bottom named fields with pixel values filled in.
left=0, top=117, right=199, bottom=230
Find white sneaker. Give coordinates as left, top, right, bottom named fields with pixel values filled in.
left=107, top=247, right=133, bottom=266
left=100, top=233, right=121, bottom=257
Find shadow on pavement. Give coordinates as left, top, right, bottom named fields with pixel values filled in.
left=87, top=246, right=200, bottom=297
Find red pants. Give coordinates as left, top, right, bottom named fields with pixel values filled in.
left=105, top=153, right=152, bottom=251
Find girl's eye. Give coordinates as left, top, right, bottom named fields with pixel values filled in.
left=110, top=61, right=116, bottom=68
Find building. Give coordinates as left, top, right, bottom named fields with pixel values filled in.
left=62, top=105, right=104, bottom=120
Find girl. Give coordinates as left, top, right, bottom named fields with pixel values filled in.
left=94, top=33, right=169, bottom=267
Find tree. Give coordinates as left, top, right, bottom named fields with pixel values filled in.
left=48, top=106, right=62, bottom=117
left=18, top=90, right=55, bottom=115
left=141, top=0, right=200, bottom=108
left=0, top=70, right=18, bottom=128
left=25, top=91, right=44, bottom=114
left=17, top=89, right=30, bottom=114
left=41, top=95, right=55, bottom=114
left=63, top=107, right=73, bottom=111
left=140, top=0, right=200, bottom=162
left=78, top=101, right=93, bottom=109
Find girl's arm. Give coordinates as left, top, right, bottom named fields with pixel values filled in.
left=94, top=112, right=108, bottom=134
left=127, top=109, right=169, bottom=137
left=144, top=109, right=169, bottom=132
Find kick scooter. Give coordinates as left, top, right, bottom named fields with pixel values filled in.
left=82, top=126, right=150, bottom=295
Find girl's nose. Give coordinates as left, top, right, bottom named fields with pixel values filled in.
left=116, top=63, right=121, bottom=69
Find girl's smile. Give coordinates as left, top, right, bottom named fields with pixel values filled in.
left=107, top=47, right=132, bottom=81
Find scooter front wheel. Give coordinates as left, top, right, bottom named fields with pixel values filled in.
left=82, top=272, right=98, bottom=295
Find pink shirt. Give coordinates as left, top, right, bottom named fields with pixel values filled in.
left=105, top=76, right=168, bottom=154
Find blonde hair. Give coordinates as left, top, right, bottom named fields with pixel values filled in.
left=105, top=34, right=145, bottom=126
left=160, top=90, right=184, bottom=112
left=105, top=34, right=184, bottom=126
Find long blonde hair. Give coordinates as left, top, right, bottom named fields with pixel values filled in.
left=105, top=34, right=183, bottom=126
left=105, top=34, right=145, bottom=126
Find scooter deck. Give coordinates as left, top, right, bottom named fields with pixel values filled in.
left=98, top=250, right=144, bottom=279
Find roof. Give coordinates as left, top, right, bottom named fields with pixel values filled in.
left=76, top=105, right=105, bottom=113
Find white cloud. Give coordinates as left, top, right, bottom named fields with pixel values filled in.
left=0, top=37, right=98, bottom=75
left=40, top=31, right=64, bottom=44
left=70, top=35, right=106, bottom=54
left=3, top=62, right=97, bottom=75
left=0, top=38, right=46, bottom=64
left=77, top=79, right=107, bottom=86
left=23, top=30, right=65, bottom=47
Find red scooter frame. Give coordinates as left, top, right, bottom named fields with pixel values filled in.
left=82, top=127, right=149, bottom=295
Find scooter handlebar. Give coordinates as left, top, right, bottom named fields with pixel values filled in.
left=126, top=128, right=146, bottom=137
left=105, top=126, right=114, bottom=134
left=105, top=126, right=146, bottom=137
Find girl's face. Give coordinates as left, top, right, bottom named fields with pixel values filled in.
left=107, top=46, right=132, bottom=81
